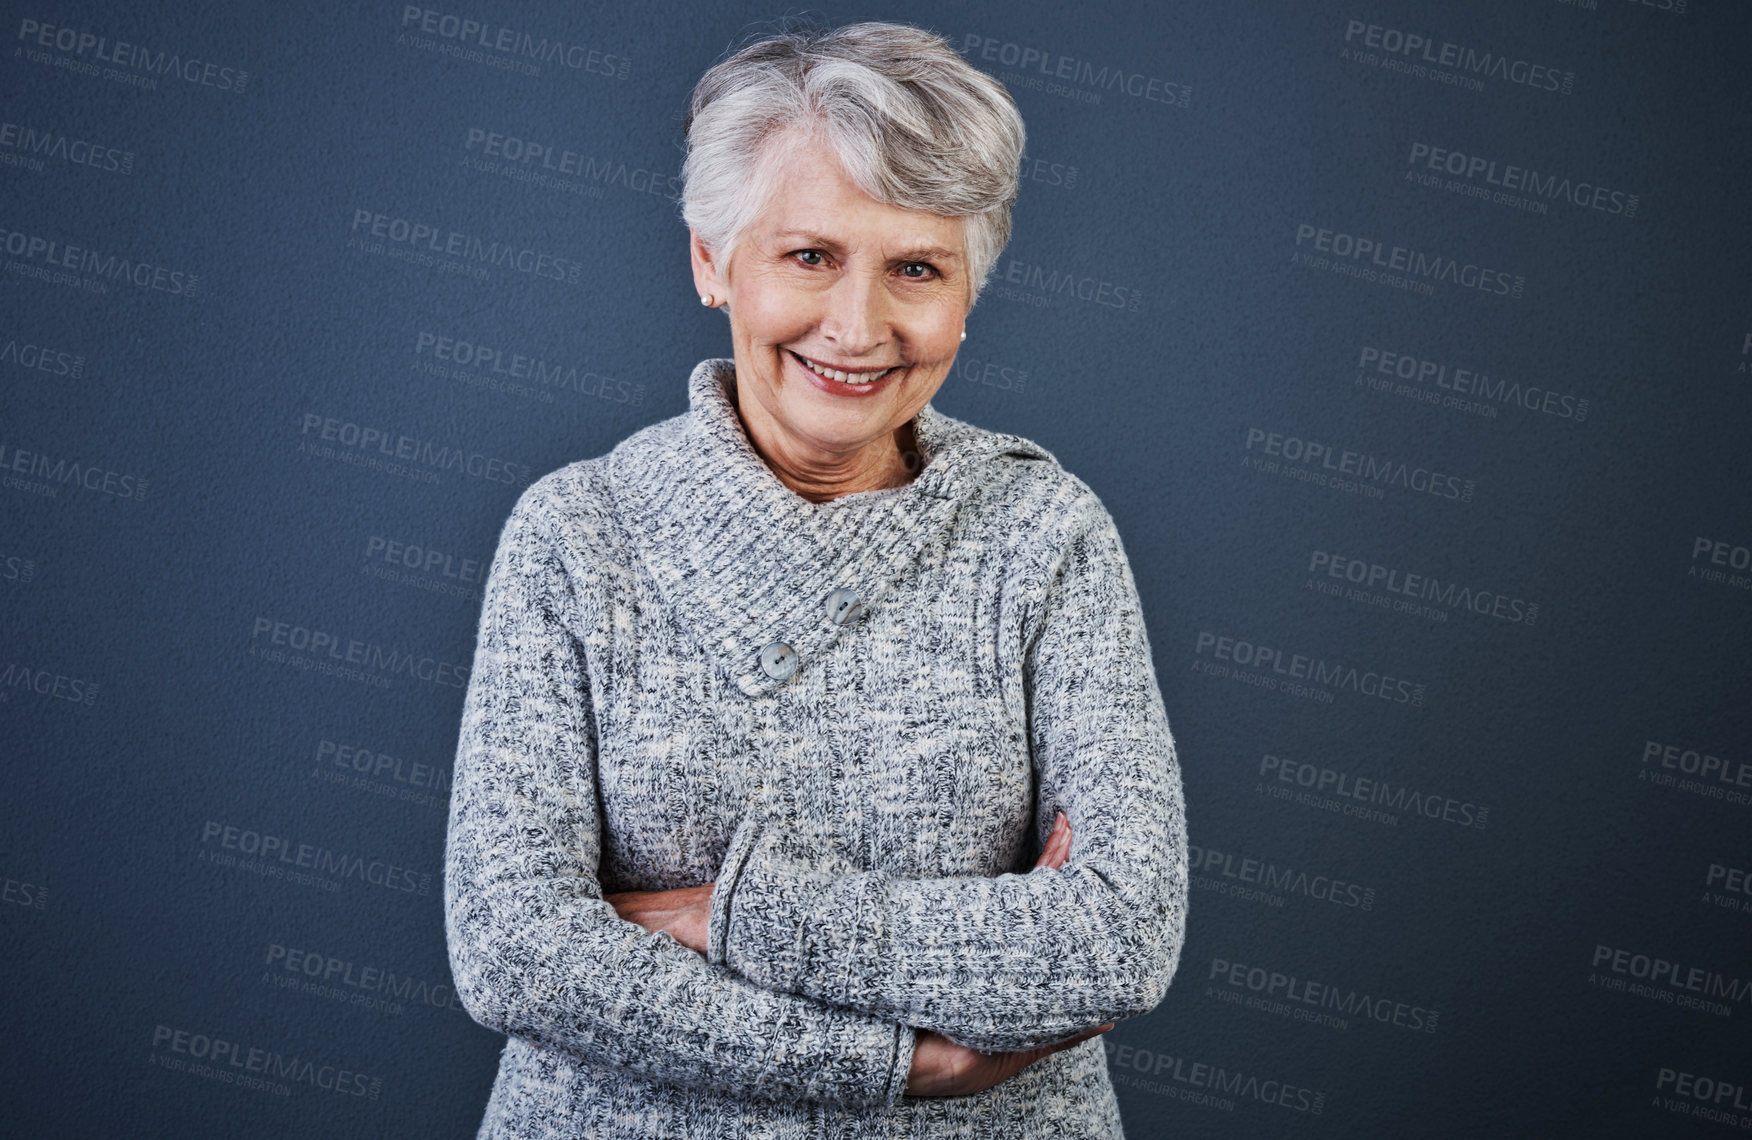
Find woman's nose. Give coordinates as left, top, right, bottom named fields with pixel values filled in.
left=819, top=275, right=888, bottom=354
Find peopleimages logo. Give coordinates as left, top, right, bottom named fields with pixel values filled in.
left=0, top=660, right=99, bottom=705
left=1590, top=944, right=1750, bottom=1016
left=461, top=129, right=679, bottom=198
left=1405, top=142, right=1639, bottom=218
left=990, top=255, right=1144, bottom=311
left=1340, top=19, right=1574, bottom=96
left=199, top=819, right=435, bottom=897
left=1208, top=956, right=1440, bottom=1034
left=1193, top=630, right=1428, bottom=706
left=0, top=440, right=148, bottom=501
left=249, top=615, right=469, bottom=689
left=263, top=942, right=464, bottom=1015
left=955, top=353, right=1031, bottom=395
left=0, top=119, right=133, bottom=175
left=315, top=735, right=452, bottom=799
left=413, top=331, right=644, bottom=406
left=2, top=872, right=47, bottom=911
left=0, top=226, right=197, bottom=296
left=1293, top=222, right=1525, bottom=299
left=348, top=208, right=583, bottom=284
left=1639, top=738, right=1752, bottom=811
left=1020, top=151, right=1079, bottom=192
left=365, top=535, right=481, bottom=584
left=1556, top=0, right=1690, bottom=14
left=1704, top=862, right=1752, bottom=916
left=1307, top=549, right=1540, bottom=626
left=296, top=412, right=534, bottom=487
left=1356, top=345, right=1589, bottom=423
left=956, top=33, right=1190, bottom=109
left=1188, top=843, right=1376, bottom=911
left=1654, top=1067, right=1749, bottom=1130
left=0, top=551, right=38, bottom=584
left=1102, top=1040, right=1326, bottom=1116
left=1244, top=427, right=1475, bottom=503
left=15, top=19, right=250, bottom=93
left=149, top=1023, right=382, bottom=1100
left=1259, top=754, right=1489, bottom=830
left=0, top=328, right=84, bottom=378
left=1690, top=536, right=1752, bottom=593
left=396, top=7, right=630, bottom=79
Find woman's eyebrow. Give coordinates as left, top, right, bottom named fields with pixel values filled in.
left=769, top=228, right=843, bottom=250
left=892, top=245, right=964, bottom=265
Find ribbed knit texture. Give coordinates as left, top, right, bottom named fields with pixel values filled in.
left=444, top=358, right=1188, bottom=1138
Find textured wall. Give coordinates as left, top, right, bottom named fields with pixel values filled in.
left=3, top=1, right=1749, bottom=1136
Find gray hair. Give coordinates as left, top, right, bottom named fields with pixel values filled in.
left=681, top=21, right=1025, bottom=308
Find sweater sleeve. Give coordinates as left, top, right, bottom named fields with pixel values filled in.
left=444, top=483, right=916, bottom=1107
left=705, top=487, right=1188, bottom=1054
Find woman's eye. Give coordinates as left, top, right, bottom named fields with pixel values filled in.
left=900, top=262, right=935, bottom=279
left=796, top=250, right=825, bottom=266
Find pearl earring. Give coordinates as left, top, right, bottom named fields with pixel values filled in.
left=700, top=294, right=713, bottom=307
left=960, top=330, right=967, bottom=341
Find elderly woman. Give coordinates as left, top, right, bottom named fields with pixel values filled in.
left=445, top=20, right=1187, bottom=1139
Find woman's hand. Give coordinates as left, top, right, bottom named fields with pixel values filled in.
left=1033, top=808, right=1074, bottom=872
left=604, top=883, right=714, bottom=955
left=904, top=1021, right=1114, bottom=1098
left=905, top=811, right=1113, bottom=1097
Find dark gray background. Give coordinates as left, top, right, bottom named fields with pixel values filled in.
left=3, top=1, right=1749, bottom=1136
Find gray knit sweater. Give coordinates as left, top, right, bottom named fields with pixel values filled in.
left=444, top=357, right=1187, bottom=1138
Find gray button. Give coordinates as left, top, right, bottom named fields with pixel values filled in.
left=758, top=641, right=797, bottom=680
left=826, top=587, right=865, bottom=626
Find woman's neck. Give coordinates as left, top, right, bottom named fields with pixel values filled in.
left=733, top=393, right=924, bottom=503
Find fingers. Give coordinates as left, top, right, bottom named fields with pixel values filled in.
left=1006, top=1023, right=1114, bottom=1070
left=1040, top=814, right=1067, bottom=869
left=910, top=1021, right=1114, bottom=1097
left=1052, top=1023, right=1113, bottom=1052
left=1032, top=811, right=1073, bottom=871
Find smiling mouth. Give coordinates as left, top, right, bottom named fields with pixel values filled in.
left=791, top=350, right=900, bottom=386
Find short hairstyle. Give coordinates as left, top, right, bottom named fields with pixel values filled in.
left=681, top=20, right=1026, bottom=307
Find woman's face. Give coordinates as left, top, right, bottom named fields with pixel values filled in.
left=691, top=133, right=970, bottom=483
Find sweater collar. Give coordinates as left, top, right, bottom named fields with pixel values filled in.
left=606, top=358, right=1055, bottom=698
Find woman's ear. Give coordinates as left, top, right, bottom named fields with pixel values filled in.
left=690, top=227, right=726, bottom=304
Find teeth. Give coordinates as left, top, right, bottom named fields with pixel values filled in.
left=799, top=355, right=893, bottom=385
